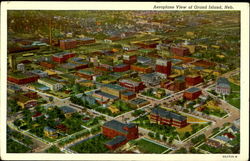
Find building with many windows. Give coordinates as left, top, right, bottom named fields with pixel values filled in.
left=102, top=120, right=139, bottom=150
left=150, top=107, right=187, bottom=128
left=119, top=79, right=145, bottom=93
left=215, top=77, right=231, bottom=95
left=183, top=87, right=202, bottom=100
left=38, top=78, right=63, bottom=91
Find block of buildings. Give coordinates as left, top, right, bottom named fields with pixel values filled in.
left=7, top=72, right=39, bottom=85
left=170, top=46, right=190, bottom=56
left=183, top=87, right=202, bottom=100
left=76, top=68, right=98, bottom=80
left=38, top=78, right=63, bottom=91
left=40, top=62, right=55, bottom=69
left=76, top=37, right=95, bottom=45
left=155, top=59, right=172, bottom=76
left=119, top=79, right=145, bottom=93
left=102, top=120, right=139, bottom=150
left=137, top=56, right=152, bottom=65
left=150, top=107, right=187, bottom=128
left=174, top=79, right=186, bottom=92
left=185, top=75, right=203, bottom=86
left=113, top=64, right=130, bottom=72
left=52, top=52, right=75, bottom=63
left=215, top=77, right=231, bottom=95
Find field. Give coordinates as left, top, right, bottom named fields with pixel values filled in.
left=133, top=138, right=168, bottom=154
left=176, top=124, right=193, bottom=133
left=184, top=114, right=208, bottom=123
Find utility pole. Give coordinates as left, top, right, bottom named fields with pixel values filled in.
left=49, top=18, right=52, bottom=46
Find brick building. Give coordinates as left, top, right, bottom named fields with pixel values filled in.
left=130, top=64, right=152, bottom=73
left=185, top=75, right=203, bottom=86
left=59, top=39, right=77, bottom=50
left=150, top=108, right=187, bottom=128
left=215, top=77, right=231, bottom=95
left=102, top=120, right=139, bottom=150
left=123, top=55, right=137, bottom=64
left=7, top=72, right=39, bottom=85
left=119, top=79, right=145, bottom=93
left=170, top=46, right=190, bottom=56
left=52, top=52, right=75, bottom=63
left=40, top=62, right=55, bottom=69
left=113, top=64, right=130, bottom=72
left=121, top=91, right=136, bottom=101
left=155, top=59, right=172, bottom=76
left=183, top=87, right=202, bottom=100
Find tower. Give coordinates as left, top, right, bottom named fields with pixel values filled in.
left=8, top=55, right=17, bottom=71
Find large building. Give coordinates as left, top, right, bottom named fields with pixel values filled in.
left=52, top=52, right=75, bottom=63
left=113, top=64, right=130, bottom=72
left=101, top=84, right=127, bottom=98
left=119, top=79, right=145, bottom=93
left=185, top=75, right=203, bottom=86
left=130, top=64, right=152, bottom=73
left=38, top=78, right=63, bottom=91
left=150, top=107, right=187, bottom=128
left=183, top=87, right=202, bottom=100
left=76, top=37, right=96, bottom=45
left=170, top=46, right=190, bottom=56
left=17, top=95, right=38, bottom=109
left=155, top=59, right=172, bottom=76
left=76, top=68, right=98, bottom=80
left=215, top=77, right=231, bottom=95
left=140, top=72, right=162, bottom=86
left=123, top=55, right=137, bottom=64
left=102, top=120, right=139, bottom=150
left=59, top=39, right=77, bottom=50
left=8, top=72, right=39, bottom=85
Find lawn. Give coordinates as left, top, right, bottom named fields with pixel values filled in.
left=69, top=134, right=110, bottom=153
left=225, top=82, right=240, bottom=109
left=185, top=115, right=208, bottom=123
left=133, top=138, right=168, bottom=154
left=47, top=90, right=70, bottom=99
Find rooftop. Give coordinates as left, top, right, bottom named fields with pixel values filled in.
left=130, top=98, right=149, bottom=105
left=60, top=106, right=76, bottom=114
left=151, top=107, right=187, bottom=121
left=105, top=135, right=126, bottom=146
left=103, top=120, right=136, bottom=134
left=102, top=84, right=126, bottom=91
left=122, top=91, right=136, bottom=96
left=39, top=78, right=59, bottom=85
left=186, top=87, right=201, bottom=93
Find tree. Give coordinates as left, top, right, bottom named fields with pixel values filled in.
left=162, top=135, right=167, bottom=142
left=155, top=132, right=160, bottom=140
left=148, top=132, right=154, bottom=138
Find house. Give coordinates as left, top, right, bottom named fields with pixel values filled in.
left=206, top=139, right=222, bottom=148
left=150, top=107, right=187, bottom=128
left=59, top=106, right=76, bottom=118
left=223, top=133, right=235, bottom=140
left=228, top=126, right=239, bottom=135
left=38, top=78, right=63, bottom=91
left=183, top=87, right=202, bottom=100
left=214, top=135, right=230, bottom=144
left=102, top=120, right=139, bottom=150
left=17, top=95, right=38, bottom=109
left=32, top=112, right=43, bottom=121
left=215, top=77, right=231, bottom=95
left=44, top=126, right=58, bottom=139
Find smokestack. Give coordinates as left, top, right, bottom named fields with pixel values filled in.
left=49, top=18, right=52, bottom=46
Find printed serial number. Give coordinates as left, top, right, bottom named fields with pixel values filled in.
left=222, top=155, right=237, bottom=158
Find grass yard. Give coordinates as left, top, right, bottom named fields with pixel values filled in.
left=183, top=114, right=208, bottom=123
left=176, top=124, right=193, bottom=133
left=225, top=82, right=240, bottom=109
left=134, top=138, right=168, bottom=153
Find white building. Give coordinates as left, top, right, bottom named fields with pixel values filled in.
left=38, top=78, right=63, bottom=91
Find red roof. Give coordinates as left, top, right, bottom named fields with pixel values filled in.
left=32, top=112, right=42, bottom=118
left=223, top=133, right=235, bottom=139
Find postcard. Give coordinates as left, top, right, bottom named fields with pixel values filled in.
left=0, top=1, right=249, bottom=161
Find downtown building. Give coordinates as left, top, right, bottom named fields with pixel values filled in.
left=102, top=120, right=139, bottom=150
left=150, top=107, right=187, bottom=128
left=183, top=87, right=202, bottom=100
left=155, top=59, right=172, bottom=76
left=170, top=46, right=190, bottom=56
left=119, top=79, right=145, bottom=93
left=52, top=52, right=75, bottom=63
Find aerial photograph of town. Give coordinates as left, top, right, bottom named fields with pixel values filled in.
left=6, top=10, right=240, bottom=154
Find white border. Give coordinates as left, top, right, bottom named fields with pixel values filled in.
left=1, top=2, right=249, bottom=161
